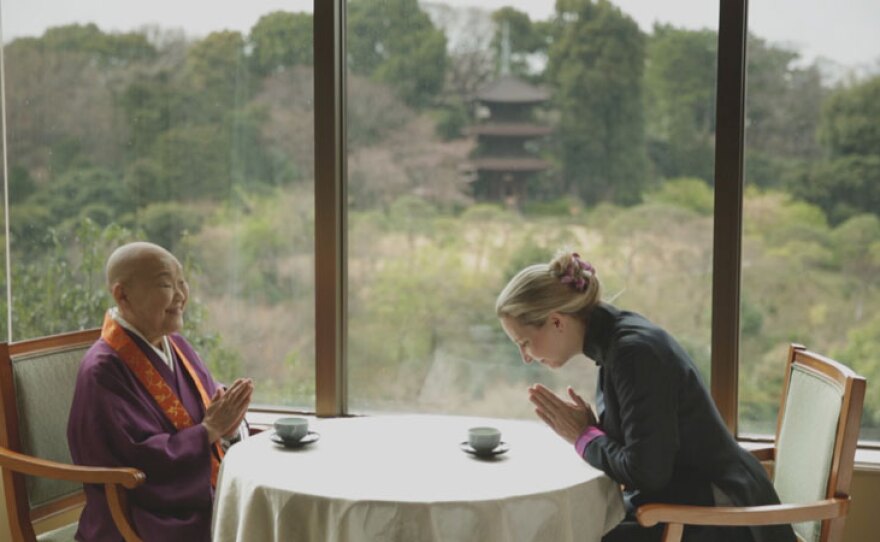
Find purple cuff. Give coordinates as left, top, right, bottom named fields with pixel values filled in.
left=575, top=426, right=605, bottom=457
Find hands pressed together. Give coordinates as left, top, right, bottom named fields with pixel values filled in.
left=528, top=384, right=598, bottom=444
left=203, top=378, right=254, bottom=443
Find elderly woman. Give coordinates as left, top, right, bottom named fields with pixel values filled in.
left=68, top=242, right=253, bottom=542
left=496, top=251, right=794, bottom=542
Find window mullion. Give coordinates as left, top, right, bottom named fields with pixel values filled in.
left=711, top=0, right=749, bottom=434
left=314, top=0, right=348, bottom=416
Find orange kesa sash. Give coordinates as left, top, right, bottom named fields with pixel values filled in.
left=101, top=312, right=223, bottom=487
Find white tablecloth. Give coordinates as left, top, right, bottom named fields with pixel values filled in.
left=212, top=415, right=624, bottom=542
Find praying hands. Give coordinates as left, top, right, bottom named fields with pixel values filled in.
left=528, top=384, right=598, bottom=444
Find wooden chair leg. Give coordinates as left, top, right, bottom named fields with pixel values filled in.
left=662, top=523, right=684, bottom=542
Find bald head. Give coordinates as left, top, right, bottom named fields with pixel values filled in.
left=106, top=242, right=189, bottom=344
left=106, top=242, right=178, bottom=292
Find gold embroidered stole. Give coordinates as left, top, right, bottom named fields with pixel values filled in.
left=101, top=312, right=223, bottom=487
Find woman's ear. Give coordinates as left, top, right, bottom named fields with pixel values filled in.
left=549, top=312, right=564, bottom=330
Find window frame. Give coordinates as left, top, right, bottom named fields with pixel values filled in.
left=310, top=0, right=880, bottom=453
left=310, top=0, right=753, bottom=425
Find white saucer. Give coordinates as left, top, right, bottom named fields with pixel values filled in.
left=271, top=431, right=320, bottom=448
left=459, top=441, right=509, bottom=457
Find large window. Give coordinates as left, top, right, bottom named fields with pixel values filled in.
left=0, top=1, right=316, bottom=410
left=740, top=1, right=880, bottom=441
left=2, top=1, right=877, bottom=446
left=344, top=0, right=717, bottom=416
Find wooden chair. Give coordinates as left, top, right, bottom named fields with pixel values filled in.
left=636, top=344, right=866, bottom=542
left=0, top=329, right=145, bottom=541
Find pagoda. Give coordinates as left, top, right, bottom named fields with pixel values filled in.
left=466, top=29, right=552, bottom=206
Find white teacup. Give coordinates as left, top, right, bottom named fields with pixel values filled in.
left=274, top=417, right=309, bottom=442
left=468, top=426, right=501, bottom=453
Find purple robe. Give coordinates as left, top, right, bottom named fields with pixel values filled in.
left=67, top=331, right=221, bottom=542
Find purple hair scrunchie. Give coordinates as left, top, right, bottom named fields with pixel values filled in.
left=559, top=253, right=596, bottom=293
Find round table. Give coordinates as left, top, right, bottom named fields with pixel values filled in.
left=212, top=414, right=624, bottom=542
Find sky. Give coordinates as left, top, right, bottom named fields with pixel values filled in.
left=1, top=0, right=878, bottom=68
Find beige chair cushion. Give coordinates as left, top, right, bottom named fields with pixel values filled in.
left=773, top=364, right=843, bottom=542
left=13, top=345, right=91, bottom=508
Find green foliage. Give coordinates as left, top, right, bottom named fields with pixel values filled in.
left=250, top=12, right=313, bottom=70
left=182, top=31, right=251, bottom=124
left=8, top=204, right=53, bottom=250
left=152, top=126, right=233, bottom=200
left=831, top=214, right=880, bottom=282
left=788, top=155, right=880, bottom=225
left=521, top=195, right=583, bottom=217
left=546, top=0, right=648, bottom=205
left=10, top=219, right=131, bottom=339
left=137, top=202, right=206, bottom=253
left=740, top=297, right=765, bottom=337
left=28, top=167, right=135, bottom=226
left=490, top=7, right=549, bottom=77
left=502, top=241, right=554, bottom=284
left=119, top=73, right=178, bottom=156
left=181, top=299, right=244, bottom=385
left=746, top=36, right=825, bottom=161
left=40, top=23, right=156, bottom=64
left=647, top=177, right=713, bottom=216
left=8, top=165, right=36, bottom=203
left=249, top=11, right=313, bottom=76
left=348, top=0, right=447, bottom=108
left=432, top=101, right=469, bottom=140
left=836, top=314, right=880, bottom=431
left=819, top=75, right=880, bottom=158
left=645, top=25, right=716, bottom=182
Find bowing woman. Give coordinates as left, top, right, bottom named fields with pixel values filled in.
left=495, top=251, right=795, bottom=542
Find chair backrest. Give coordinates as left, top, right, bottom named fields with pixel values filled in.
left=0, top=329, right=100, bottom=539
left=772, top=344, right=866, bottom=542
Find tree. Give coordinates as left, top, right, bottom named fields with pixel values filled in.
left=744, top=37, right=826, bottom=187
left=152, top=126, right=233, bottom=201
left=25, top=167, right=135, bottom=232
left=119, top=72, right=179, bottom=156
left=819, top=75, right=880, bottom=158
left=831, top=214, right=880, bottom=322
left=546, top=0, right=648, bottom=205
left=181, top=31, right=251, bottom=125
left=836, top=314, right=880, bottom=430
left=3, top=36, right=128, bottom=179
left=348, top=0, right=447, bottom=108
left=785, top=75, right=880, bottom=223
left=490, top=7, right=550, bottom=78
left=249, top=11, right=313, bottom=76
left=41, top=23, right=156, bottom=64
left=644, top=25, right=716, bottom=183
left=788, top=155, right=880, bottom=225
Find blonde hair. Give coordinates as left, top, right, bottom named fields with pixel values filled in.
left=495, top=250, right=601, bottom=326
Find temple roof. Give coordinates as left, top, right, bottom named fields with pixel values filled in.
left=466, top=157, right=550, bottom=172
left=470, top=123, right=553, bottom=137
left=476, top=75, right=549, bottom=104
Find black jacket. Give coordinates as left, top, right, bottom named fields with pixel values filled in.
left=582, top=304, right=795, bottom=542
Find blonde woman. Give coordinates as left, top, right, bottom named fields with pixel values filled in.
left=496, top=251, right=794, bottom=542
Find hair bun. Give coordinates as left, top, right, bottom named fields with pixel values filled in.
left=551, top=252, right=595, bottom=293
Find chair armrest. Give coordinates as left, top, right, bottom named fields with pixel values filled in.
left=636, top=497, right=849, bottom=527
left=0, top=446, right=145, bottom=489
left=748, top=446, right=775, bottom=462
